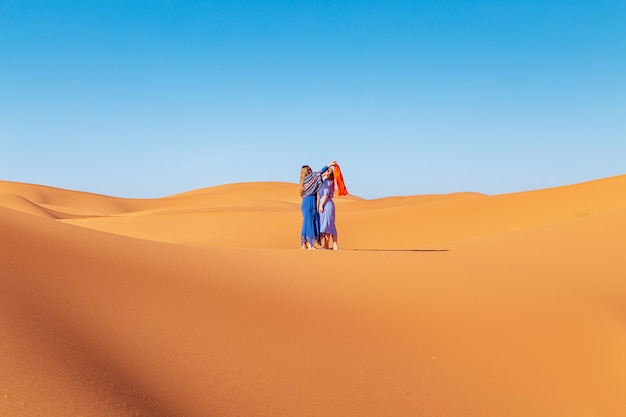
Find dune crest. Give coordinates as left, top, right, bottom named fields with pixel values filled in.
left=4, top=175, right=626, bottom=248
left=2, top=175, right=626, bottom=416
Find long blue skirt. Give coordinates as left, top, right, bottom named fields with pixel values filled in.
left=301, top=195, right=319, bottom=246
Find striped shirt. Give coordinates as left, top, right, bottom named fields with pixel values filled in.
left=302, top=165, right=329, bottom=198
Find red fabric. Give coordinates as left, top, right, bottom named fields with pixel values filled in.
left=334, top=164, right=349, bottom=196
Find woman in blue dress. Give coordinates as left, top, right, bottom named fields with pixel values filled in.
left=319, top=168, right=338, bottom=250
left=300, top=161, right=336, bottom=249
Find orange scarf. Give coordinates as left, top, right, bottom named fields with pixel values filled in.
left=334, top=164, right=349, bottom=196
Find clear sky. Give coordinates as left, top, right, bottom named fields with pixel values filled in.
left=1, top=0, right=624, bottom=199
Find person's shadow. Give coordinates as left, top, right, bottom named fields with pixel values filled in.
left=347, top=248, right=449, bottom=252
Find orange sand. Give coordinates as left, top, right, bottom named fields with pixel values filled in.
left=2, top=175, right=626, bottom=416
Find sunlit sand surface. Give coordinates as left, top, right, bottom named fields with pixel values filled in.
left=2, top=175, right=626, bottom=416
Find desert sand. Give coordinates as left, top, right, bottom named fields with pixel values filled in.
left=2, top=175, right=626, bottom=416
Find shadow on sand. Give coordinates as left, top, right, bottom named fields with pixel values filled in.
left=346, top=248, right=449, bottom=252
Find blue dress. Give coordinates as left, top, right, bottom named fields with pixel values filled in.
left=301, top=194, right=319, bottom=246
left=319, top=179, right=337, bottom=235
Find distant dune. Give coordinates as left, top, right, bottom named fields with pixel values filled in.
left=2, top=175, right=626, bottom=416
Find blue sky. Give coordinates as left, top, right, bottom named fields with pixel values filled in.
left=1, top=0, right=624, bottom=199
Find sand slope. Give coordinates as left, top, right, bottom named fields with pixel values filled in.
left=2, top=175, right=626, bottom=416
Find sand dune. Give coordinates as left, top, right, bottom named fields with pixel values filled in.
left=2, top=175, right=626, bottom=416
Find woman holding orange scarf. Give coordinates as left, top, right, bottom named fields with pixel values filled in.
left=300, top=161, right=337, bottom=249
left=318, top=168, right=336, bottom=249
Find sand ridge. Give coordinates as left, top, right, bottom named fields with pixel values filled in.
left=1, top=175, right=626, bottom=416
